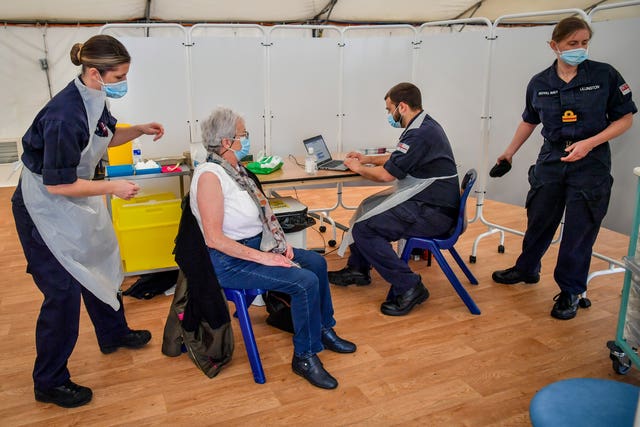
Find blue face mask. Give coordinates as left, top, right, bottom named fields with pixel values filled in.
left=234, top=137, right=251, bottom=161
left=99, top=76, right=128, bottom=99
left=558, top=48, right=588, bottom=66
left=387, top=105, right=402, bottom=128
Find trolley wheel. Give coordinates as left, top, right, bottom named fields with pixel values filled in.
left=579, top=297, right=591, bottom=308
left=469, top=255, right=476, bottom=264
left=498, top=245, right=505, bottom=254
left=319, top=225, right=327, bottom=233
left=612, top=357, right=632, bottom=375
left=607, top=341, right=632, bottom=375
left=328, top=240, right=336, bottom=247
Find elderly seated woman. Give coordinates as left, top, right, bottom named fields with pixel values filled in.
left=190, top=107, right=356, bottom=389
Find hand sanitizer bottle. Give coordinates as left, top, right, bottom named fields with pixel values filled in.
left=132, top=139, right=143, bottom=165
left=305, top=147, right=317, bottom=175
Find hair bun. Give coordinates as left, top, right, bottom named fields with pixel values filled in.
left=70, top=42, right=83, bottom=66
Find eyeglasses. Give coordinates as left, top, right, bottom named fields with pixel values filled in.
left=223, top=131, right=250, bottom=141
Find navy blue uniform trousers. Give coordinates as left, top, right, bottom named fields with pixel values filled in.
left=347, top=200, right=456, bottom=294
left=12, top=186, right=129, bottom=389
left=514, top=141, right=612, bottom=295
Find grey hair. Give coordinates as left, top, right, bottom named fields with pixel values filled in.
left=200, top=107, right=240, bottom=155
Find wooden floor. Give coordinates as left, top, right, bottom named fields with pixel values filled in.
left=1, top=185, right=639, bottom=426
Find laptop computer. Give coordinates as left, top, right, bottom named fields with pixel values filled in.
left=302, top=135, right=348, bottom=171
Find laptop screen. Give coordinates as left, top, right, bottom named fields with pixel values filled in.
left=303, top=135, right=331, bottom=164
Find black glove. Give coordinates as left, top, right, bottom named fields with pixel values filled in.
left=489, top=159, right=512, bottom=178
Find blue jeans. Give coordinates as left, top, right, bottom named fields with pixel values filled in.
left=208, top=234, right=336, bottom=357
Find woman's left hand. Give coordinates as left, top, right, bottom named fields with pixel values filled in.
left=137, top=122, right=165, bottom=141
left=561, top=141, right=592, bottom=162
left=284, top=243, right=294, bottom=260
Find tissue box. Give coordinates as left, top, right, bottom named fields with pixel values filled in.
left=112, top=193, right=181, bottom=272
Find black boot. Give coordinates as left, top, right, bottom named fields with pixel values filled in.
left=292, top=354, right=338, bottom=389
left=492, top=266, right=540, bottom=285
left=550, top=291, right=580, bottom=320
left=100, top=329, right=152, bottom=354
left=321, top=328, right=356, bottom=353
left=34, top=380, right=92, bottom=408
left=380, top=282, right=429, bottom=316
left=328, top=266, right=371, bottom=286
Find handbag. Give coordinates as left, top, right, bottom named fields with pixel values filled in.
left=264, top=290, right=294, bottom=333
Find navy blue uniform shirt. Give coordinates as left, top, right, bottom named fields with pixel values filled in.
left=21, top=79, right=117, bottom=185
left=384, top=112, right=460, bottom=209
left=523, top=59, right=637, bottom=143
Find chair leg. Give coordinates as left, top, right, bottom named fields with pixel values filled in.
left=227, top=292, right=266, bottom=384
left=430, top=250, right=481, bottom=315
left=448, top=247, right=478, bottom=285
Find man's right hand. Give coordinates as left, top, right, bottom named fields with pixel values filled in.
left=345, top=151, right=366, bottom=162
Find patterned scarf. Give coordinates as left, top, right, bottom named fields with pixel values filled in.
left=208, top=152, right=287, bottom=254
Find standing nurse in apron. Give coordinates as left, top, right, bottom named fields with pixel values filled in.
left=12, top=35, right=165, bottom=408
left=491, top=17, right=636, bottom=320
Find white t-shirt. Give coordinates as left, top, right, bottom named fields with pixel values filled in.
left=190, top=162, right=263, bottom=241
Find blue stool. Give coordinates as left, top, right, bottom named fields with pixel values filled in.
left=530, top=378, right=639, bottom=426
left=223, top=288, right=266, bottom=384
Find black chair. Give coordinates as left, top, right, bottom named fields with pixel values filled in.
left=399, top=169, right=481, bottom=314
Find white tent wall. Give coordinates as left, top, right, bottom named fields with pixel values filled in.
left=1, top=5, right=639, bottom=235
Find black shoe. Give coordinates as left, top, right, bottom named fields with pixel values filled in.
left=550, top=291, right=580, bottom=320
left=328, top=266, right=371, bottom=286
left=380, top=282, right=429, bottom=316
left=34, top=380, right=92, bottom=408
left=321, top=328, right=357, bottom=353
left=292, top=354, right=338, bottom=389
left=492, top=266, right=540, bottom=285
left=100, top=329, right=152, bottom=354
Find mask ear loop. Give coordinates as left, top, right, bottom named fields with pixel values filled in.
left=218, top=137, right=235, bottom=157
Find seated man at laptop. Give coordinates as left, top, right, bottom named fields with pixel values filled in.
left=328, top=82, right=460, bottom=316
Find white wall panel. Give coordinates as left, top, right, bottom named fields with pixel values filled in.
left=590, top=17, right=640, bottom=234
left=269, top=34, right=341, bottom=158
left=485, top=25, right=553, bottom=209
left=108, top=36, right=191, bottom=159
left=415, top=29, right=489, bottom=178
left=190, top=35, right=266, bottom=157
left=342, top=34, right=414, bottom=152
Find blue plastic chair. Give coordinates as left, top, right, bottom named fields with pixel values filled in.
left=399, top=169, right=481, bottom=315
left=223, top=287, right=266, bottom=384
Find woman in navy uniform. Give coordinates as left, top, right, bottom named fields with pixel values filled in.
left=491, top=17, right=636, bottom=319
left=12, top=35, right=164, bottom=407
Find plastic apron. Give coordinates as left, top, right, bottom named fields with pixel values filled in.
left=21, top=77, right=123, bottom=310
left=338, top=111, right=457, bottom=256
